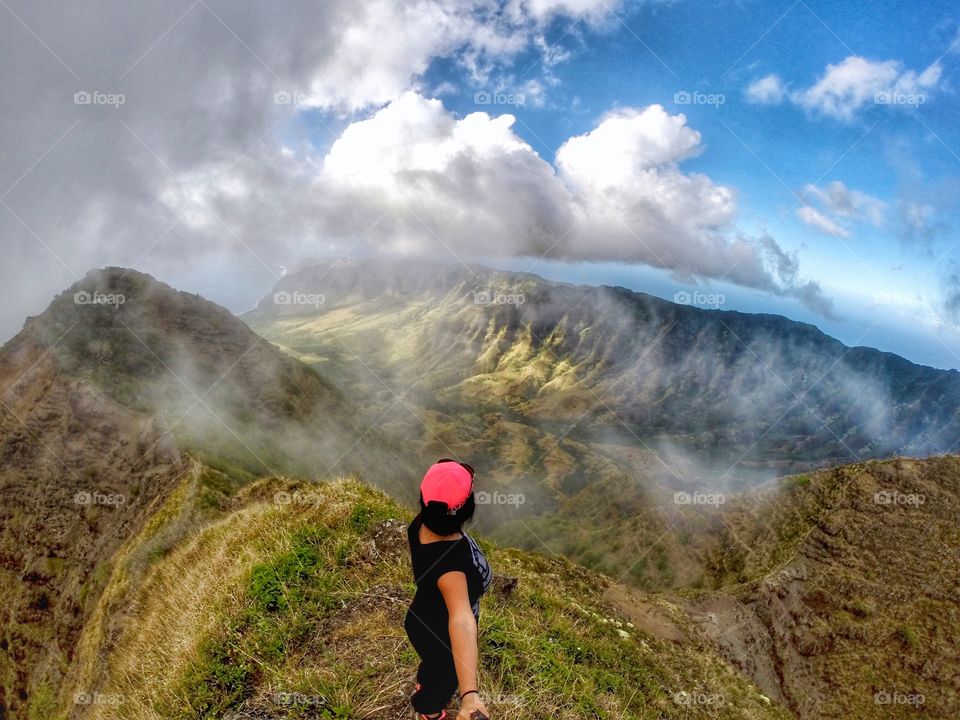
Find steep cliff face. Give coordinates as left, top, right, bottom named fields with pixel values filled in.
left=687, top=456, right=960, bottom=719
left=0, top=329, right=185, bottom=718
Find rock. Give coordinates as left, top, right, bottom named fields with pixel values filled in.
left=372, top=518, right=408, bottom=551
left=491, top=575, right=518, bottom=599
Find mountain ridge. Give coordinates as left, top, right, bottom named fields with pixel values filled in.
left=0, top=267, right=421, bottom=717
left=251, top=257, right=955, bottom=370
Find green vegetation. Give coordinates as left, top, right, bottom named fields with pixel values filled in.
left=898, top=626, right=919, bottom=650
left=27, top=682, right=56, bottom=720
left=783, top=474, right=811, bottom=490
left=848, top=600, right=871, bottom=619
left=72, top=476, right=788, bottom=720
left=77, top=560, right=112, bottom=607
left=174, top=522, right=368, bottom=718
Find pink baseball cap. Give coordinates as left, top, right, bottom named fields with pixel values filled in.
left=420, top=460, right=474, bottom=510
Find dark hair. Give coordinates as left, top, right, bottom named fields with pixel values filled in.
left=420, top=494, right=476, bottom=536
left=419, top=459, right=476, bottom=536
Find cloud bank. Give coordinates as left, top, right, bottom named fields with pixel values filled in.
left=165, top=95, right=832, bottom=313
left=0, top=0, right=831, bottom=345
left=0, top=0, right=622, bottom=338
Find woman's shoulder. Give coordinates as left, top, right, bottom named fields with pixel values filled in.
left=462, top=532, right=484, bottom=554
left=463, top=533, right=493, bottom=587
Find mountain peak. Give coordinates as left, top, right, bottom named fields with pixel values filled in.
left=4, top=267, right=417, bottom=489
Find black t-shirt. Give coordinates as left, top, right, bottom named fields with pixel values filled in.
left=406, top=515, right=493, bottom=639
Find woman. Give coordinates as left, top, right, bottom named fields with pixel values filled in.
left=405, top=459, right=493, bottom=720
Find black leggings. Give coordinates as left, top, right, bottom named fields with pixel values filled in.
left=405, top=609, right=459, bottom=715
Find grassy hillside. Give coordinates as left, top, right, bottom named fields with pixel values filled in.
left=490, top=456, right=960, bottom=719
left=62, top=467, right=788, bottom=720
left=0, top=268, right=414, bottom=717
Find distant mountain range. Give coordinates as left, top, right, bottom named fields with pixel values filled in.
left=246, top=257, right=960, bottom=485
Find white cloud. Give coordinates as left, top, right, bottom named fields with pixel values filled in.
left=294, top=0, right=624, bottom=111
left=506, top=0, right=618, bottom=25
left=169, top=95, right=831, bottom=314
left=803, top=181, right=886, bottom=226
left=533, top=32, right=574, bottom=68
left=555, top=105, right=742, bottom=268
left=557, top=105, right=705, bottom=179
left=796, top=181, right=886, bottom=238
left=790, top=56, right=942, bottom=122
left=796, top=205, right=851, bottom=238
left=745, top=74, right=786, bottom=105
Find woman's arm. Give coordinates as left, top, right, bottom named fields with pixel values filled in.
left=437, top=571, right=490, bottom=719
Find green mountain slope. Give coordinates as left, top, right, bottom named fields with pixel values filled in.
left=689, top=456, right=960, bottom=718
left=245, top=258, right=960, bottom=480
